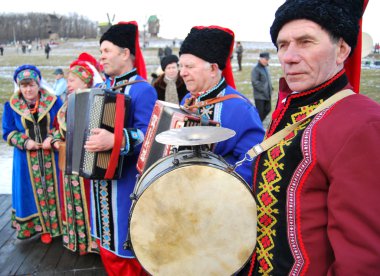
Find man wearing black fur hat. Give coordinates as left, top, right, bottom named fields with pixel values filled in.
left=179, top=25, right=265, bottom=185
left=153, top=54, right=187, bottom=103
left=240, top=0, right=380, bottom=275
left=84, top=21, right=156, bottom=276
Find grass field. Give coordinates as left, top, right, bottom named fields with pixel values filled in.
left=1, top=38, right=380, bottom=135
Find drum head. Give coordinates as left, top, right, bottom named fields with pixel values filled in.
left=130, top=165, right=257, bottom=275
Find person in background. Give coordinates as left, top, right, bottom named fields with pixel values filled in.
left=0, top=44, right=4, bottom=56
left=157, top=47, right=164, bottom=62
left=164, top=45, right=173, bottom=57
left=179, top=25, right=265, bottom=184
left=47, top=53, right=103, bottom=255
left=153, top=54, right=187, bottom=104
left=251, top=52, right=273, bottom=122
left=44, top=43, right=51, bottom=59
left=84, top=21, right=157, bottom=276
left=240, top=0, right=380, bottom=275
left=235, top=41, right=244, bottom=71
left=53, top=68, right=67, bottom=102
left=2, top=64, right=62, bottom=245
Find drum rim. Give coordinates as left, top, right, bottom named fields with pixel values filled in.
left=129, top=164, right=257, bottom=275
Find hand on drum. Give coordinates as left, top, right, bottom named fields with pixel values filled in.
left=84, top=128, right=114, bottom=152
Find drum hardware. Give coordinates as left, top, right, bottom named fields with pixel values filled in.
left=171, top=146, right=180, bottom=166
left=155, top=125, right=236, bottom=146
left=228, top=152, right=255, bottom=173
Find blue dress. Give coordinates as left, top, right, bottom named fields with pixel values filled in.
left=2, top=89, right=62, bottom=239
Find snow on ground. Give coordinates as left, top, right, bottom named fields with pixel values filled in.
left=0, top=143, right=12, bottom=194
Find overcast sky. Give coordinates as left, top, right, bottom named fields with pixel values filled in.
left=2, top=0, right=379, bottom=43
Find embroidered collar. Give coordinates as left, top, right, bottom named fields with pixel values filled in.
left=281, top=69, right=349, bottom=108
left=269, top=69, right=351, bottom=135
left=10, top=89, right=57, bottom=123
left=197, top=77, right=227, bottom=101
left=113, top=68, right=137, bottom=87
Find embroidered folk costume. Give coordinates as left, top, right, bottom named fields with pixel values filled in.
left=179, top=26, right=265, bottom=184
left=90, top=22, right=157, bottom=276
left=241, top=1, right=380, bottom=275
left=50, top=56, right=100, bottom=254
left=2, top=65, right=62, bottom=243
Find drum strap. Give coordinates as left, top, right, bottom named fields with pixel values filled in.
left=246, top=89, right=355, bottom=159
left=183, top=94, right=244, bottom=110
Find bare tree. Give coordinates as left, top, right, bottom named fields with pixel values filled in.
left=0, top=12, right=97, bottom=43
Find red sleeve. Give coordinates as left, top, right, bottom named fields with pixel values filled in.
left=326, top=120, right=380, bottom=275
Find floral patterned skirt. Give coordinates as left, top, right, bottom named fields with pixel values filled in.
left=11, top=148, right=62, bottom=239
left=61, top=174, right=98, bottom=254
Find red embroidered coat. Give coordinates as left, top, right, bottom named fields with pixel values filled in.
left=247, top=71, right=380, bottom=275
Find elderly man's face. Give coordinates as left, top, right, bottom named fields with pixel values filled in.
left=179, top=54, right=216, bottom=96
left=100, top=40, right=128, bottom=77
left=276, top=19, right=349, bottom=92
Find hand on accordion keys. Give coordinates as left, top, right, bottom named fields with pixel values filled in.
left=84, top=128, right=115, bottom=152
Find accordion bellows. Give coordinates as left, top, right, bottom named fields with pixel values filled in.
left=65, top=88, right=131, bottom=179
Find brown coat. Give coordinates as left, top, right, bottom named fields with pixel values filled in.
left=153, top=73, right=188, bottom=103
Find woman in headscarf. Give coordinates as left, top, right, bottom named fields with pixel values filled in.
left=2, top=64, right=63, bottom=244
left=48, top=54, right=102, bottom=254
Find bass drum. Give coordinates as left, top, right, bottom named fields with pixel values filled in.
left=129, top=150, right=257, bottom=276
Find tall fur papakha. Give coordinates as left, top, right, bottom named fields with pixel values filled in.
left=270, top=0, right=364, bottom=55
left=100, top=23, right=137, bottom=55
left=179, top=27, right=234, bottom=70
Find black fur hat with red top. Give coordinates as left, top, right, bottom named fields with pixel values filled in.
left=270, top=0, right=368, bottom=92
left=179, top=25, right=236, bottom=88
left=100, top=21, right=147, bottom=79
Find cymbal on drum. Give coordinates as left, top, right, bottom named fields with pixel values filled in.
left=155, top=126, right=236, bottom=146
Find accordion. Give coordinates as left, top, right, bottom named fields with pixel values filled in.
left=137, top=100, right=219, bottom=174
left=66, top=88, right=131, bottom=179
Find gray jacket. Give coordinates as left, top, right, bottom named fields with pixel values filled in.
left=251, top=62, right=273, bottom=100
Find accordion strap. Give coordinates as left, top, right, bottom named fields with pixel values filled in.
left=112, top=80, right=148, bottom=91
left=183, top=94, right=244, bottom=110
left=104, top=93, right=125, bottom=179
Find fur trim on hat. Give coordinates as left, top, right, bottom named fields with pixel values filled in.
left=100, top=22, right=137, bottom=55
left=179, top=26, right=234, bottom=70
left=99, top=21, right=147, bottom=80
left=270, top=0, right=364, bottom=54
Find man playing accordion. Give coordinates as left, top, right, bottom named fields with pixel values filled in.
left=84, top=21, right=157, bottom=276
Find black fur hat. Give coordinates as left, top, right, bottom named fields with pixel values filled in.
left=161, top=54, right=179, bottom=70
left=100, top=22, right=137, bottom=55
left=179, top=26, right=234, bottom=70
left=270, top=0, right=364, bottom=54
